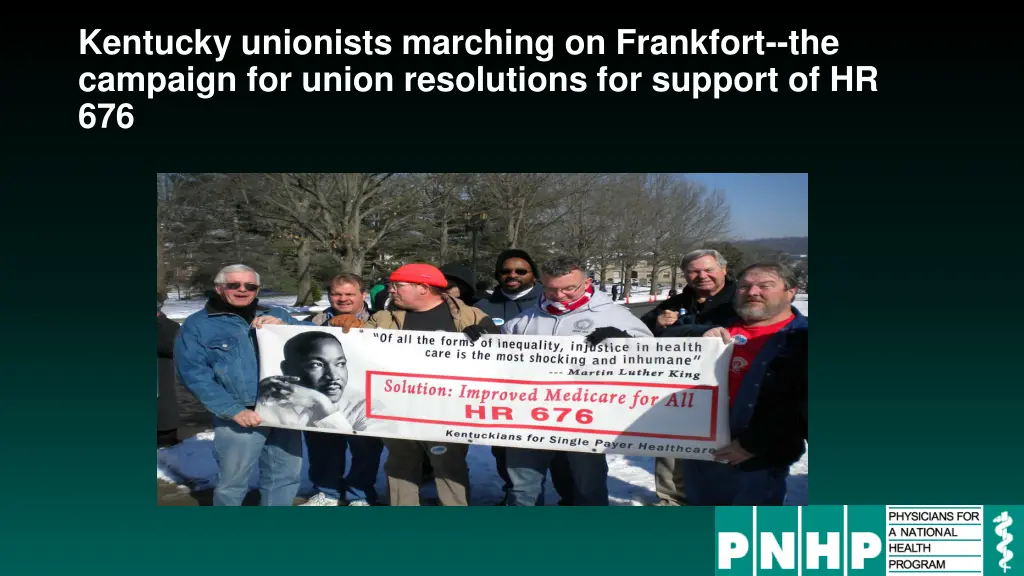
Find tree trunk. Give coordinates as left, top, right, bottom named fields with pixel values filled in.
left=157, top=219, right=165, bottom=298
left=157, top=173, right=169, bottom=298
left=232, top=211, right=242, bottom=262
left=506, top=219, right=517, bottom=248
left=294, top=235, right=313, bottom=306
left=649, top=259, right=661, bottom=295
left=439, top=217, right=449, bottom=264
left=341, top=247, right=364, bottom=276
left=670, top=265, right=678, bottom=290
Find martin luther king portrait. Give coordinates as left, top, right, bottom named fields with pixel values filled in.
left=256, top=331, right=372, bottom=433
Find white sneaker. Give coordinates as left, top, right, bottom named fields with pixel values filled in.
left=347, top=499, right=371, bottom=506
left=300, top=492, right=340, bottom=506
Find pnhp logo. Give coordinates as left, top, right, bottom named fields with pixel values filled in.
left=716, top=505, right=883, bottom=574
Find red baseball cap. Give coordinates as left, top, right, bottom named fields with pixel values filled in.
left=390, top=263, right=448, bottom=288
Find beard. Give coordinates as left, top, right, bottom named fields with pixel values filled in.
left=736, top=299, right=789, bottom=323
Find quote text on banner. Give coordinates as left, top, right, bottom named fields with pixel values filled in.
left=254, top=325, right=731, bottom=460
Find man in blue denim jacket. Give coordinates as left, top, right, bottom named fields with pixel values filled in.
left=174, top=264, right=314, bottom=506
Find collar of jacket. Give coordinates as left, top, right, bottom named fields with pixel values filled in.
left=384, top=293, right=466, bottom=328
left=491, top=282, right=540, bottom=302
left=782, top=305, right=809, bottom=330
left=203, top=298, right=270, bottom=317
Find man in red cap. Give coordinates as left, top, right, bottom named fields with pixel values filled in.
left=329, top=262, right=499, bottom=505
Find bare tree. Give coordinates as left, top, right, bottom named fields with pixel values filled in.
left=550, top=174, right=617, bottom=265
left=261, top=173, right=421, bottom=275
left=161, top=172, right=257, bottom=297
left=416, top=173, right=470, bottom=263
left=232, top=175, right=319, bottom=305
left=644, top=178, right=729, bottom=293
left=475, top=173, right=563, bottom=249
left=642, top=174, right=682, bottom=295
left=157, top=172, right=742, bottom=304
left=610, top=174, right=657, bottom=299
left=157, top=173, right=170, bottom=297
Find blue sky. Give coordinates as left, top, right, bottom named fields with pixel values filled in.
left=678, top=173, right=808, bottom=240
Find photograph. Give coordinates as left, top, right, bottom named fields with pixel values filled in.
left=157, top=172, right=808, bottom=507
left=255, top=329, right=371, bottom=434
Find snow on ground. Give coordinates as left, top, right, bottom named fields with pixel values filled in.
left=158, top=436, right=808, bottom=506
left=158, top=293, right=808, bottom=505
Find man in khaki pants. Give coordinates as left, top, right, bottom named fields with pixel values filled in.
left=330, top=263, right=499, bottom=505
left=654, top=460, right=688, bottom=506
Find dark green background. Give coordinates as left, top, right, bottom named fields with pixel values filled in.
left=2, top=22, right=1019, bottom=574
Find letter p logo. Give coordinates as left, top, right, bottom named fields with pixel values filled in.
left=850, top=532, right=882, bottom=569
left=718, top=532, right=749, bottom=569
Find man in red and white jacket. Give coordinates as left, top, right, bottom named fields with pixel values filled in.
left=500, top=256, right=653, bottom=506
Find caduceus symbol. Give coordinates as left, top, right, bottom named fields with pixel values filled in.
left=994, top=511, right=1014, bottom=573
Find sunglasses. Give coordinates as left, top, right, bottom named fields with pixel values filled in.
left=223, top=282, right=260, bottom=291
left=501, top=268, right=530, bottom=276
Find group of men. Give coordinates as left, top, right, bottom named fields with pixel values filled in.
left=172, top=247, right=807, bottom=507
left=639, top=250, right=808, bottom=506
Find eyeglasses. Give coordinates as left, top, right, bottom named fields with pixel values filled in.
left=223, top=282, right=260, bottom=291
left=543, top=283, right=585, bottom=296
left=501, top=268, right=530, bottom=276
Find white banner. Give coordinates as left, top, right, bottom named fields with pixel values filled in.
left=254, top=325, right=732, bottom=460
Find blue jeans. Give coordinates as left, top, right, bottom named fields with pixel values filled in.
left=211, top=416, right=303, bottom=506
left=679, top=460, right=789, bottom=505
left=492, top=445, right=547, bottom=503
left=505, top=448, right=609, bottom=506
left=304, top=431, right=384, bottom=502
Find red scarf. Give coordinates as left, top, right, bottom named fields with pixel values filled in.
left=540, top=284, right=595, bottom=315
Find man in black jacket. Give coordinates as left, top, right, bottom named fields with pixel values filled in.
left=474, top=249, right=542, bottom=326
left=641, top=249, right=737, bottom=337
left=641, top=249, right=735, bottom=505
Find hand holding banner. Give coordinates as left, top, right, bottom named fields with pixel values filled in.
left=254, top=325, right=732, bottom=461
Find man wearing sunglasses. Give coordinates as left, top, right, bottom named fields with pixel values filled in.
left=175, top=264, right=315, bottom=506
left=474, top=249, right=593, bottom=506
left=473, top=249, right=549, bottom=504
